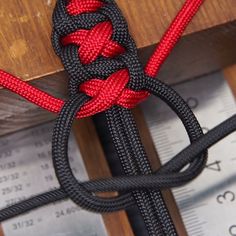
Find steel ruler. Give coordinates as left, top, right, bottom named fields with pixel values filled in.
left=142, top=72, right=236, bottom=236
left=0, top=122, right=107, bottom=236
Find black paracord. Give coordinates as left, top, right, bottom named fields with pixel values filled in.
left=0, top=89, right=235, bottom=233
left=0, top=78, right=209, bottom=232
left=1, top=110, right=235, bottom=221
left=52, top=0, right=177, bottom=234
left=0, top=1, right=236, bottom=236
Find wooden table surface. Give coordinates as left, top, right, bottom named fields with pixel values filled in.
left=0, top=0, right=235, bottom=80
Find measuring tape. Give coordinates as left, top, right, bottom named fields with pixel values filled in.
left=142, top=72, right=236, bottom=236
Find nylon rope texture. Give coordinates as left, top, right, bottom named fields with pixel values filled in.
left=1, top=0, right=236, bottom=236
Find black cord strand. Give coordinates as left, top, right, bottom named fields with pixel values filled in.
left=52, top=94, right=134, bottom=212
left=52, top=0, right=176, bottom=234
left=103, top=73, right=208, bottom=235
left=2, top=76, right=233, bottom=218
left=0, top=87, right=235, bottom=226
left=0, top=1, right=235, bottom=235
left=106, top=107, right=168, bottom=235
left=0, top=100, right=235, bottom=223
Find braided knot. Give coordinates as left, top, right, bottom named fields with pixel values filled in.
left=79, top=69, right=148, bottom=117
left=52, top=0, right=149, bottom=117
left=62, top=21, right=125, bottom=64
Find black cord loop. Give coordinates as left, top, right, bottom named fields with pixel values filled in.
left=1, top=1, right=236, bottom=235
left=52, top=93, right=134, bottom=212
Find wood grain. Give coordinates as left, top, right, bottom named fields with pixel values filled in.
left=0, top=0, right=61, bottom=81
left=0, top=72, right=68, bottom=136
left=118, top=0, right=236, bottom=48
left=0, top=0, right=236, bottom=80
left=1, top=1, right=236, bottom=136
left=139, top=21, right=236, bottom=84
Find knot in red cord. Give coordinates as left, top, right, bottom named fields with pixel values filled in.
left=79, top=69, right=148, bottom=118
left=67, top=0, right=104, bottom=15
left=0, top=0, right=204, bottom=120
left=60, top=0, right=149, bottom=117
left=61, top=21, right=125, bottom=65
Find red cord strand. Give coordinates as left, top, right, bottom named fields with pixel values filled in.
left=145, top=0, right=204, bottom=77
left=0, top=0, right=204, bottom=117
left=0, top=70, right=64, bottom=114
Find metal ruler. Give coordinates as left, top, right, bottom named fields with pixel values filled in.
left=142, top=72, right=236, bottom=236
left=0, top=122, right=107, bottom=236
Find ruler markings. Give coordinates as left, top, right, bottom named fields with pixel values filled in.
left=150, top=125, right=172, bottom=131
left=172, top=194, right=192, bottom=200
left=181, top=210, right=197, bottom=218
left=152, top=135, right=170, bottom=142
left=156, top=152, right=173, bottom=159
left=142, top=72, right=236, bottom=236
left=187, top=229, right=204, bottom=235
left=154, top=141, right=172, bottom=149
left=186, top=226, right=204, bottom=234
left=187, top=227, right=205, bottom=233
left=157, top=148, right=173, bottom=155
left=174, top=189, right=195, bottom=195
left=174, top=196, right=193, bottom=202
left=173, top=187, right=189, bottom=193
left=0, top=122, right=108, bottom=236
left=183, top=216, right=200, bottom=224
left=178, top=203, right=207, bottom=213
left=193, top=233, right=205, bottom=236
left=188, top=223, right=207, bottom=231
left=156, top=146, right=173, bottom=153
left=151, top=131, right=168, bottom=138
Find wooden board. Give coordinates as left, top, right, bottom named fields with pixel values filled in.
left=0, top=0, right=235, bottom=80
left=139, top=20, right=236, bottom=84
left=0, top=72, right=67, bottom=136
left=1, top=0, right=236, bottom=135
left=0, top=1, right=236, bottom=233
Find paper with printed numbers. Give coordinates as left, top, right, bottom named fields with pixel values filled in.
left=0, top=122, right=108, bottom=236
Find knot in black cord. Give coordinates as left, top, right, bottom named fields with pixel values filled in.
left=49, top=0, right=208, bottom=216
left=52, top=0, right=146, bottom=99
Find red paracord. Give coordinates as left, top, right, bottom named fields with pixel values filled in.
left=61, top=21, right=125, bottom=64
left=0, top=0, right=204, bottom=118
left=145, top=0, right=204, bottom=77
left=61, top=12, right=148, bottom=117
